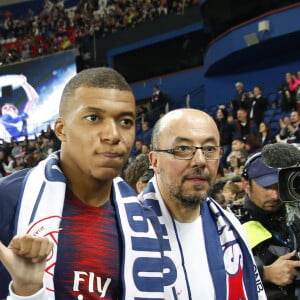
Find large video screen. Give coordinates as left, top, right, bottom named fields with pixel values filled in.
left=0, top=51, right=77, bottom=142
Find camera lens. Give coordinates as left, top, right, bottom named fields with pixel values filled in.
left=287, top=170, right=300, bottom=199
left=279, top=167, right=300, bottom=202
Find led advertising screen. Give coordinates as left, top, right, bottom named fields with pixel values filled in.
left=0, top=50, right=77, bottom=142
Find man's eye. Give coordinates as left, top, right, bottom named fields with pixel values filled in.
left=204, top=146, right=216, bottom=152
left=121, top=119, right=134, bottom=126
left=177, top=145, right=191, bottom=152
left=86, top=115, right=99, bottom=122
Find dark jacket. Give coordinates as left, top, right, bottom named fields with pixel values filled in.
left=232, top=119, right=258, bottom=139
left=248, top=96, right=269, bottom=127
left=214, top=118, right=233, bottom=146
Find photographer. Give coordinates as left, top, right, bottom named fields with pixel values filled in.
left=240, top=152, right=300, bottom=299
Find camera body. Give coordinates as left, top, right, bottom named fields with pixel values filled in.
left=279, top=165, right=300, bottom=202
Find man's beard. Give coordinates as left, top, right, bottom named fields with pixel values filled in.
left=170, top=189, right=209, bottom=209
left=169, top=171, right=213, bottom=210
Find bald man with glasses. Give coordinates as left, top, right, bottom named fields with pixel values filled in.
left=139, top=108, right=267, bottom=300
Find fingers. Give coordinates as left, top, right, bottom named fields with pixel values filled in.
left=279, top=250, right=297, bottom=261
left=8, top=234, right=53, bottom=262
left=0, top=240, right=7, bottom=257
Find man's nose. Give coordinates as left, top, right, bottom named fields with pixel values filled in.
left=100, top=119, right=121, bottom=144
left=191, top=148, right=207, bottom=166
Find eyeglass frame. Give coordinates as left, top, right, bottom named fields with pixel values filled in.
left=153, top=145, right=223, bottom=160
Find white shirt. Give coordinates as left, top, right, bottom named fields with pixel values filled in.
left=175, top=216, right=215, bottom=299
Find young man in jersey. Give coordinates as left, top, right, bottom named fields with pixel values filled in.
left=0, top=67, right=167, bottom=300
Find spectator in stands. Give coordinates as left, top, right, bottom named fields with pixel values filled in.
left=278, top=71, right=296, bottom=112
left=131, top=139, right=143, bottom=158
left=43, top=126, right=52, bottom=138
left=210, top=181, right=227, bottom=210
left=226, top=136, right=246, bottom=168
left=157, top=1, right=168, bottom=16
left=226, top=148, right=248, bottom=179
left=222, top=180, right=245, bottom=217
left=232, top=136, right=246, bottom=151
left=244, top=134, right=262, bottom=156
left=247, top=86, right=269, bottom=127
left=258, top=121, right=275, bottom=146
left=151, top=85, right=163, bottom=115
left=169, top=1, right=184, bottom=15
left=140, top=120, right=153, bottom=147
left=124, top=154, right=153, bottom=194
left=288, top=70, right=300, bottom=113
left=10, top=141, right=22, bottom=159
left=40, top=137, right=54, bottom=158
left=0, top=140, right=12, bottom=157
left=277, top=110, right=300, bottom=144
left=214, top=106, right=233, bottom=169
left=135, top=168, right=154, bottom=194
left=141, top=143, right=151, bottom=155
left=25, top=139, right=37, bottom=154
left=2, top=154, right=16, bottom=176
left=230, top=81, right=249, bottom=119
left=136, top=105, right=149, bottom=124
left=135, top=106, right=150, bottom=138
left=232, top=107, right=258, bottom=139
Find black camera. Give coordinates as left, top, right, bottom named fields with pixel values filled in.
left=279, top=165, right=300, bottom=202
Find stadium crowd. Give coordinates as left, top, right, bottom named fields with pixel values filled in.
left=0, top=0, right=198, bottom=65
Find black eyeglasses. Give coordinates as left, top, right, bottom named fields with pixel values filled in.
left=154, top=145, right=223, bottom=160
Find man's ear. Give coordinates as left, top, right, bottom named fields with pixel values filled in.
left=149, top=151, right=160, bottom=174
left=242, top=178, right=250, bottom=195
left=54, top=117, right=66, bottom=142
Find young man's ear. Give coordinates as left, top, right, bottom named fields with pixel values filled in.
left=54, top=117, right=66, bottom=142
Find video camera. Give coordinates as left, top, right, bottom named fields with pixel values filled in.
left=278, top=164, right=300, bottom=202
left=261, top=143, right=300, bottom=202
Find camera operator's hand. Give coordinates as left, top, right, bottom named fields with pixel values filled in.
left=263, top=250, right=300, bottom=286
left=0, top=234, right=53, bottom=296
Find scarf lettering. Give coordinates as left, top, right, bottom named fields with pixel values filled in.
left=254, top=265, right=264, bottom=293
left=125, top=202, right=165, bottom=293
left=215, top=213, right=247, bottom=299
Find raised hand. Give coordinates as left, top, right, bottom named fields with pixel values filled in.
left=0, top=235, right=53, bottom=296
